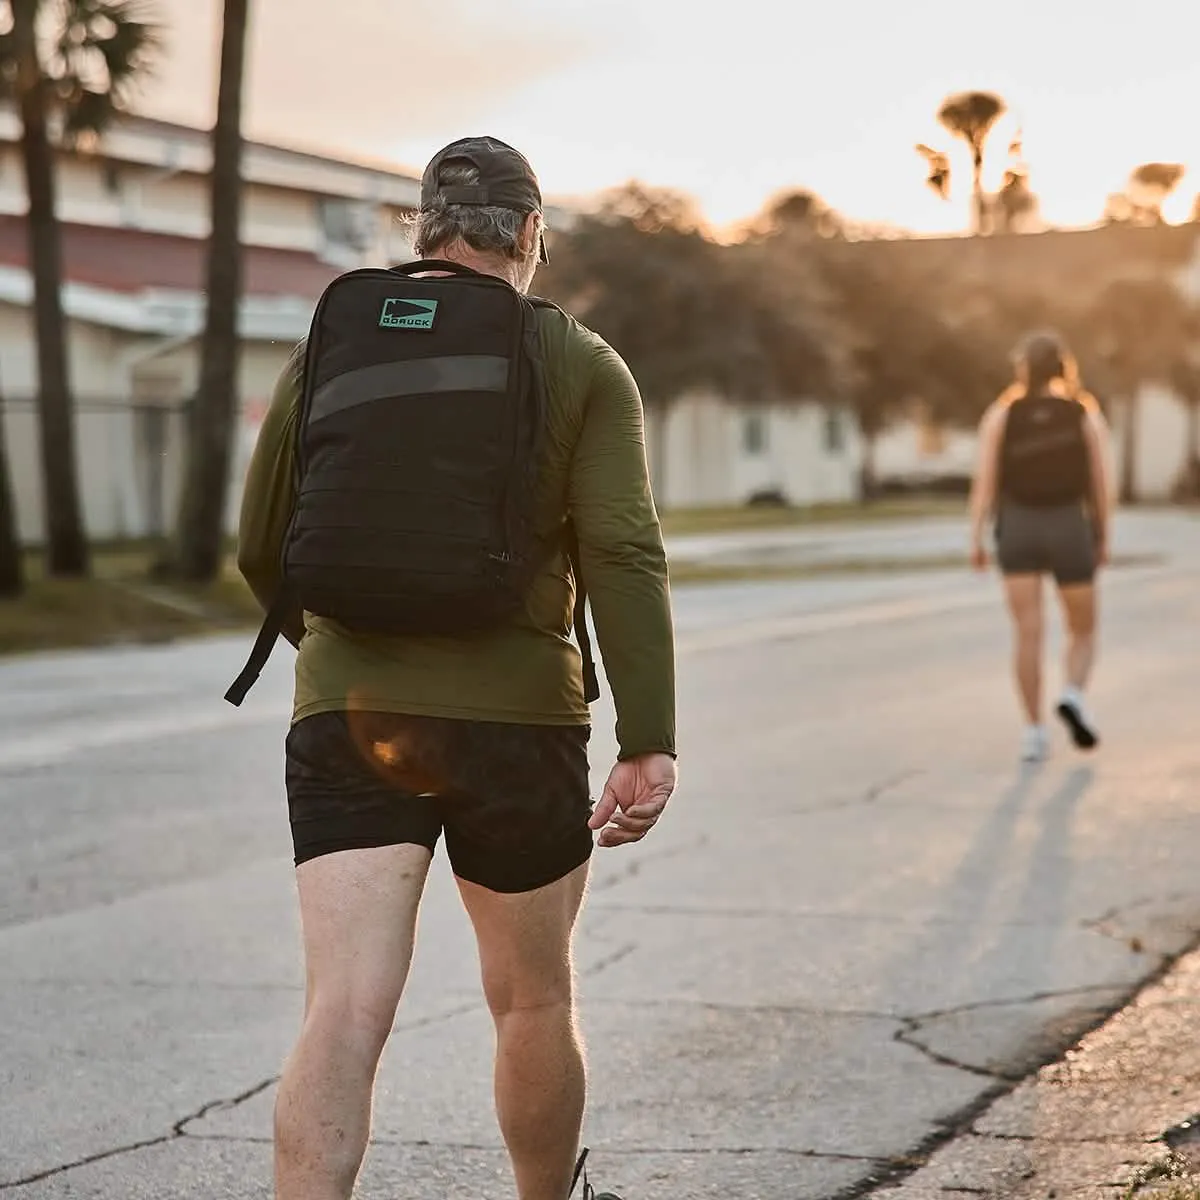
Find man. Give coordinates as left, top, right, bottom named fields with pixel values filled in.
left=237, top=136, right=677, bottom=1200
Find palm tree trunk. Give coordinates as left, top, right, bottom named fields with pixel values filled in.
left=859, top=427, right=878, bottom=502
left=1119, top=392, right=1138, bottom=503
left=176, top=0, right=252, bottom=582
left=972, top=151, right=987, bottom=236
left=13, top=0, right=89, bottom=577
left=0, top=383, right=23, bottom=597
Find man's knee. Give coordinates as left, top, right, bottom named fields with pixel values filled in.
left=304, top=987, right=400, bottom=1058
left=481, top=963, right=575, bottom=1020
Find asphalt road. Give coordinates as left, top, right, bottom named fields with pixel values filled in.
left=3, top=511, right=1200, bottom=1200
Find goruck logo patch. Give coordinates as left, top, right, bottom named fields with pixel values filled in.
left=379, top=297, right=439, bottom=330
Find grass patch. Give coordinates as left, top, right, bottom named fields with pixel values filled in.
left=0, top=547, right=260, bottom=657
left=669, top=550, right=1162, bottom=586
left=669, top=554, right=969, bottom=584
left=1123, top=1154, right=1197, bottom=1198
left=658, top=497, right=965, bottom=538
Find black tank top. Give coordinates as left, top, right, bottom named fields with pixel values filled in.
left=999, top=393, right=1090, bottom=507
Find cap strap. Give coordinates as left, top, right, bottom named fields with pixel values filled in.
left=439, top=184, right=491, bottom=205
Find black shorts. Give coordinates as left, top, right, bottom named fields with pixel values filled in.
left=285, top=711, right=593, bottom=893
left=995, top=500, right=1096, bottom=586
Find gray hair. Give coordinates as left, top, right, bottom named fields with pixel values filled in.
left=411, top=159, right=541, bottom=261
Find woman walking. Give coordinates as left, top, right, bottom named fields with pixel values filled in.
left=969, top=331, right=1114, bottom=761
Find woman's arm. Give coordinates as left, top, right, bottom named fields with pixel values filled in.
left=968, top=401, right=1007, bottom=566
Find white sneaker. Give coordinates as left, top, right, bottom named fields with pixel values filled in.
left=1057, top=689, right=1099, bottom=750
left=1020, top=725, right=1049, bottom=762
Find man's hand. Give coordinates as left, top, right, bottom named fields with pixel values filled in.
left=970, top=539, right=989, bottom=572
left=1095, top=531, right=1111, bottom=569
left=588, top=753, right=677, bottom=848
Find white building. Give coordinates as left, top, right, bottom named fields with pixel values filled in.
left=0, top=108, right=436, bottom=543
left=645, top=392, right=861, bottom=509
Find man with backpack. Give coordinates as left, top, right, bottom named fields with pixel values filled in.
left=233, top=136, right=677, bottom=1200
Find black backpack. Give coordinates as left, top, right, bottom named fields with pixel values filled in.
left=999, top=392, right=1090, bottom=506
left=225, top=260, right=597, bottom=706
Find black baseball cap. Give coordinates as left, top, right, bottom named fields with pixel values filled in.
left=420, top=136, right=549, bottom=263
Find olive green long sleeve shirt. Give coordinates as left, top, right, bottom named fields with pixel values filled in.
left=237, top=306, right=676, bottom=760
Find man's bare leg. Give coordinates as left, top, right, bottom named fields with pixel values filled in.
left=458, top=862, right=590, bottom=1200
left=275, top=843, right=432, bottom=1200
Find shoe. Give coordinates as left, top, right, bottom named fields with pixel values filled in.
left=1020, top=725, right=1049, bottom=762
left=1056, top=691, right=1099, bottom=750
left=570, top=1148, right=623, bottom=1200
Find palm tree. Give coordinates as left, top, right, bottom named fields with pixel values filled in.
left=1129, top=162, right=1186, bottom=223
left=0, top=1, right=159, bottom=577
left=915, top=143, right=951, bottom=199
left=175, top=0, right=252, bottom=582
left=0, top=383, right=22, bottom=597
left=936, top=90, right=1007, bottom=234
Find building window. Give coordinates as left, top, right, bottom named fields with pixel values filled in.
left=823, top=408, right=845, bottom=454
left=318, top=197, right=378, bottom=264
left=742, top=411, right=768, bottom=455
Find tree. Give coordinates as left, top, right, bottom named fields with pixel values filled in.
left=916, top=143, right=951, bottom=200
left=174, top=0, right=252, bottom=582
left=752, top=188, right=844, bottom=239
left=993, top=167, right=1038, bottom=233
left=1168, top=356, right=1200, bottom=499
left=935, top=90, right=1007, bottom=234
left=0, top=0, right=159, bottom=576
left=540, top=183, right=840, bottom=502
left=0, top=382, right=21, bottom=596
left=1083, top=278, right=1198, bottom=502
left=1106, top=163, right=1188, bottom=226
left=1130, top=162, right=1186, bottom=223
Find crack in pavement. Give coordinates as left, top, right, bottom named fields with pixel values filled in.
left=0, top=976, right=304, bottom=992
left=1080, top=892, right=1200, bottom=958
left=0, top=1078, right=276, bottom=1190
left=581, top=941, right=638, bottom=978
left=892, top=986, right=1145, bottom=1084
left=830, top=935, right=1200, bottom=1200
left=792, top=769, right=925, bottom=817
left=585, top=901, right=1067, bottom=928
left=587, top=834, right=709, bottom=894
left=0, top=1001, right=480, bottom=1189
left=968, top=1128, right=1160, bottom=1147
left=182, top=1132, right=897, bottom=1163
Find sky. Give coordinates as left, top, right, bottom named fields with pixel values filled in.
left=136, top=0, right=1200, bottom=235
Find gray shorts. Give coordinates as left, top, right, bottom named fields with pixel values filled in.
left=995, top=500, right=1096, bottom=586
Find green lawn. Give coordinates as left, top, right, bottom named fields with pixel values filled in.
left=0, top=547, right=261, bottom=657
left=658, top=496, right=964, bottom=537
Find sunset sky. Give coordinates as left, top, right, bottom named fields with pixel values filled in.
left=140, top=0, right=1200, bottom=234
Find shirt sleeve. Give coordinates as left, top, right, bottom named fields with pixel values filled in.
left=236, top=344, right=304, bottom=647
left=567, top=340, right=677, bottom=759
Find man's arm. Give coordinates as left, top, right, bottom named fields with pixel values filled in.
left=567, top=342, right=676, bottom=762
left=237, top=344, right=304, bottom=646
